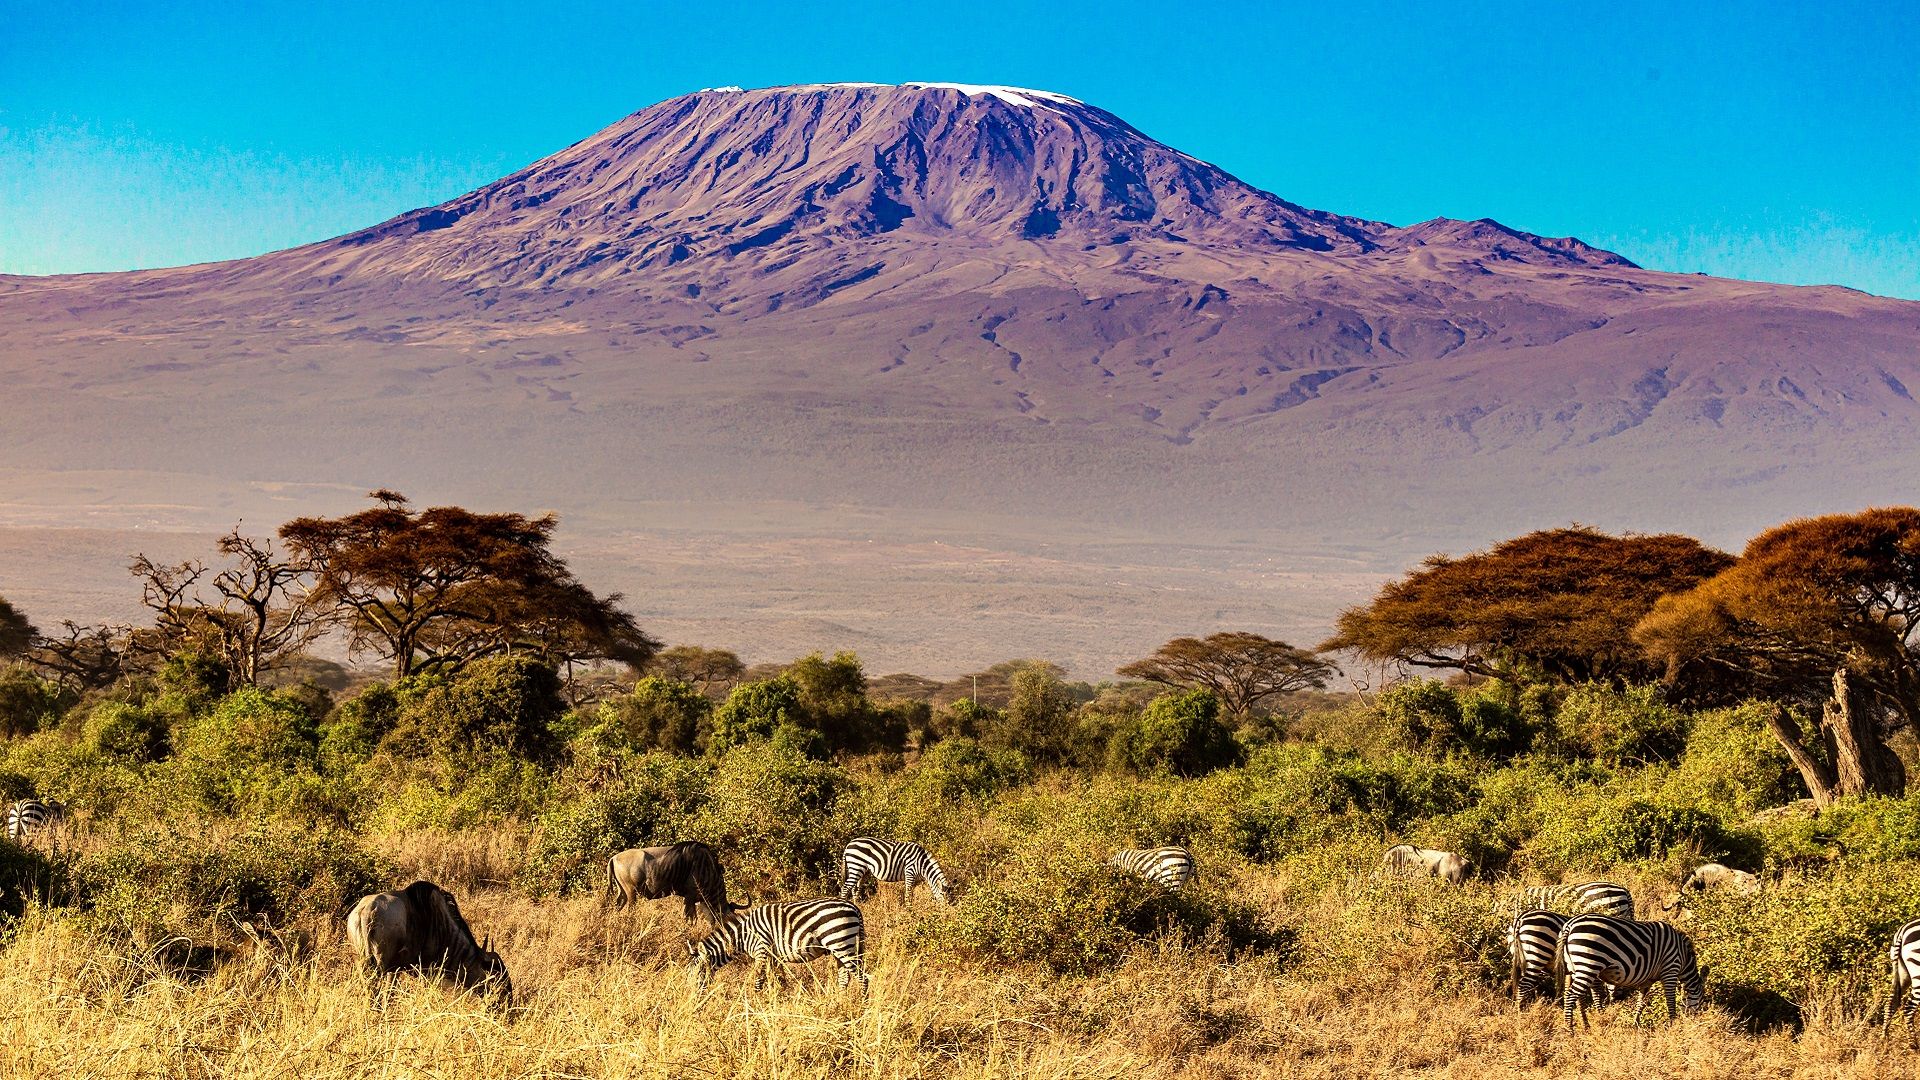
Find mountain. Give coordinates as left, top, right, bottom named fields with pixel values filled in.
left=2, top=82, right=1917, bottom=674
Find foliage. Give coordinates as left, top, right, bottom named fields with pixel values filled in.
left=689, top=741, right=849, bottom=893
left=1325, top=527, right=1733, bottom=683
left=519, top=753, right=709, bottom=895
left=647, top=645, right=745, bottom=697
left=379, top=655, right=565, bottom=767
left=1690, top=862, right=1920, bottom=1009
left=707, top=677, right=811, bottom=757
left=0, top=665, right=73, bottom=739
left=1108, top=689, right=1240, bottom=777
left=0, top=595, right=35, bottom=658
left=988, top=666, right=1078, bottom=763
left=1553, top=683, right=1690, bottom=766
left=582, top=676, right=711, bottom=755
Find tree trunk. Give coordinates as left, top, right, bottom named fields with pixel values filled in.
left=1824, top=666, right=1907, bottom=798
left=1764, top=705, right=1838, bottom=808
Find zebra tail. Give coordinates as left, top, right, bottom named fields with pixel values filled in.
left=1890, top=954, right=1912, bottom=1028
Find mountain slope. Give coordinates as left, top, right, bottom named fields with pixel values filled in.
left=1, top=82, right=1917, bottom=672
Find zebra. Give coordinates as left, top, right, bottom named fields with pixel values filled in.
left=687, top=899, right=868, bottom=992
left=1506, top=881, right=1635, bottom=919
left=1508, top=908, right=1568, bottom=1008
left=839, top=837, right=950, bottom=906
left=4, top=799, right=68, bottom=847
left=1884, top=917, right=1920, bottom=1041
left=1558, top=914, right=1705, bottom=1032
left=1107, top=846, right=1195, bottom=890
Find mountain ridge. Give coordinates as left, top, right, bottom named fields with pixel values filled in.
left=0, top=82, right=1916, bottom=673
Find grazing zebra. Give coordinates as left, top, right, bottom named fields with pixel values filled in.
left=687, top=899, right=868, bottom=992
left=1558, top=914, right=1704, bottom=1032
left=1507, top=881, right=1635, bottom=919
left=1507, top=908, right=1568, bottom=1008
left=839, top=837, right=951, bottom=905
left=1885, top=917, right=1920, bottom=1040
left=4, top=799, right=67, bottom=847
left=1107, top=846, right=1195, bottom=890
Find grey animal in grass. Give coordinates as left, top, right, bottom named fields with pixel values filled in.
left=840, top=837, right=952, bottom=906
left=687, top=898, right=868, bottom=992
left=346, top=881, right=511, bottom=1004
left=1382, top=844, right=1468, bottom=884
left=1557, top=914, right=1704, bottom=1033
left=1107, top=846, right=1196, bottom=890
left=1663, top=863, right=1760, bottom=910
left=604, top=841, right=742, bottom=926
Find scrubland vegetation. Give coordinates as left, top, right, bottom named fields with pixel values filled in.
left=1, top=498, right=1919, bottom=1077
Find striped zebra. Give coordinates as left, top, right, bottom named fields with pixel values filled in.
left=687, top=899, right=868, bottom=992
left=1884, top=917, right=1920, bottom=1039
left=839, top=837, right=950, bottom=905
left=1558, top=914, right=1704, bottom=1032
left=1107, top=846, right=1195, bottom=890
left=1507, top=908, right=1567, bottom=1008
left=1507, top=880, right=1635, bottom=919
left=4, top=798, right=67, bottom=847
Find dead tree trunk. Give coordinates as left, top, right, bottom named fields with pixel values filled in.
left=1824, top=666, right=1907, bottom=799
left=1768, top=666, right=1908, bottom=806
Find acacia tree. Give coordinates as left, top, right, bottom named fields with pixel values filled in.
left=1321, top=527, right=1734, bottom=684
left=649, top=645, right=747, bottom=698
left=1118, top=632, right=1335, bottom=720
left=280, top=491, right=658, bottom=679
left=1635, top=508, right=1920, bottom=802
left=29, top=621, right=132, bottom=691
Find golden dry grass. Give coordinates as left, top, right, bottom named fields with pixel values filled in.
left=1, top=833, right=1914, bottom=1080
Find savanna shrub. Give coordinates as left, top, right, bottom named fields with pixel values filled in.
left=519, top=753, right=709, bottom=896
left=690, top=741, right=847, bottom=893
left=83, top=702, right=170, bottom=762
left=0, top=665, right=71, bottom=739
left=584, top=676, right=710, bottom=756
left=787, top=651, right=903, bottom=755
left=1690, top=861, right=1920, bottom=1009
left=708, top=678, right=818, bottom=757
left=1661, top=703, right=1801, bottom=819
left=1756, top=791, right=1920, bottom=868
left=902, top=737, right=1030, bottom=807
left=0, top=839, right=72, bottom=919
left=1109, top=689, right=1239, bottom=777
left=1554, top=684, right=1689, bottom=766
left=987, top=668, right=1078, bottom=764
left=381, top=656, right=565, bottom=766
left=168, top=688, right=323, bottom=814
left=81, top=819, right=388, bottom=939
left=1528, top=791, right=1734, bottom=874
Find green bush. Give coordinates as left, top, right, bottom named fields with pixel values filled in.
left=380, top=656, right=565, bottom=766
left=519, top=753, right=710, bottom=895
left=1691, top=861, right=1920, bottom=1010
left=1661, top=703, right=1802, bottom=820
left=80, top=819, right=388, bottom=940
left=1108, top=689, right=1240, bottom=777
left=690, top=741, right=848, bottom=893
left=708, top=678, right=817, bottom=757
left=167, top=688, right=324, bottom=815
left=904, top=738, right=1030, bottom=807
left=83, top=702, right=170, bottom=762
left=986, top=668, right=1078, bottom=764
left=1554, top=684, right=1690, bottom=766
left=0, top=666, right=72, bottom=740
left=787, top=652, right=903, bottom=755
left=583, top=676, right=711, bottom=756
left=1527, top=791, right=1737, bottom=874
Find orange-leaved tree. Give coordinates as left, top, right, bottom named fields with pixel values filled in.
left=1635, top=507, right=1920, bottom=802
left=1321, top=527, right=1733, bottom=684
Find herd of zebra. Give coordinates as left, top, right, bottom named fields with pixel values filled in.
left=7, top=797, right=1920, bottom=1039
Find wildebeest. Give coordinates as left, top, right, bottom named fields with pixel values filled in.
left=345, top=881, right=511, bottom=1004
left=1383, top=844, right=1468, bottom=884
left=604, top=841, right=740, bottom=925
left=1662, top=863, right=1760, bottom=909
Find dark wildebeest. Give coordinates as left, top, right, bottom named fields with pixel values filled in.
left=604, top=841, right=741, bottom=926
left=345, top=881, right=511, bottom=1004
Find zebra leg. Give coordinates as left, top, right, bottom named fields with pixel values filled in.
left=1663, top=978, right=1678, bottom=1024
left=1563, top=978, right=1585, bottom=1033
left=840, top=868, right=862, bottom=903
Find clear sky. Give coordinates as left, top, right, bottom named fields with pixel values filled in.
left=3, top=0, right=1916, bottom=297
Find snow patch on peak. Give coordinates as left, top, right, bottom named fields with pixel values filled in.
left=900, top=82, right=1083, bottom=108
left=700, top=86, right=745, bottom=93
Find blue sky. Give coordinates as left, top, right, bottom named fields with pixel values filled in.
left=3, top=1, right=1916, bottom=297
